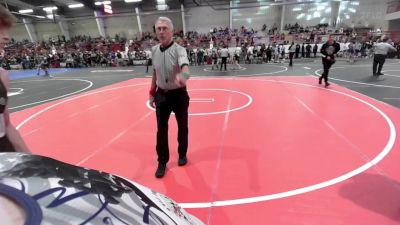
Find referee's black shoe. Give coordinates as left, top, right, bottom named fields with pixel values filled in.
left=178, top=156, right=187, bottom=166
left=155, top=163, right=166, bottom=178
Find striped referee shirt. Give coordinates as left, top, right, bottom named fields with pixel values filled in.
left=152, top=42, right=189, bottom=90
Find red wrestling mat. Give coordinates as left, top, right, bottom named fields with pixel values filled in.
left=11, top=76, right=400, bottom=225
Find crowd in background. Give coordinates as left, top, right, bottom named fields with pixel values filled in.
left=1, top=23, right=399, bottom=70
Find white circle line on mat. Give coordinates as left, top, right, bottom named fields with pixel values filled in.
left=179, top=78, right=395, bottom=208
left=314, top=68, right=400, bottom=89
left=15, top=82, right=149, bottom=130
left=9, top=78, right=93, bottom=110
left=145, top=88, right=252, bottom=116
left=14, top=78, right=395, bottom=209
left=203, top=66, right=247, bottom=72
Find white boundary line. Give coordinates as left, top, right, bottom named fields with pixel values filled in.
left=14, top=78, right=396, bottom=209
left=9, top=88, right=24, bottom=92
left=236, top=65, right=288, bottom=76
left=314, top=68, right=400, bottom=89
left=195, top=65, right=287, bottom=76
left=190, top=98, right=215, bottom=103
left=9, top=78, right=93, bottom=110
left=323, top=61, right=400, bottom=67
left=383, top=98, right=400, bottom=100
left=207, top=93, right=233, bottom=224
left=145, top=89, right=252, bottom=116
left=179, top=78, right=396, bottom=208
left=8, top=88, right=24, bottom=97
left=90, top=69, right=134, bottom=73
left=15, top=82, right=149, bottom=130
left=203, top=66, right=247, bottom=72
left=381, top=70, right=400, bottom=78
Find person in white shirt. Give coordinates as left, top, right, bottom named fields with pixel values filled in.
left=274, top=44, right=280, bottom=63
left=211, top=47, right=219, bottom=70
left=246, top=46, right=253, bottom=64
left=288, top=42, right=296, bottom=67
left=233, top=47, right=241, bottom=70
left=219, top=46, right=229, bottom=71
left=373, top=37, right=397, bottom=76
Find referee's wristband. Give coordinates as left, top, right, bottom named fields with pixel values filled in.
left=181, top=72, right=190, bottom=79
left=149, top=88, right=156, bottom=97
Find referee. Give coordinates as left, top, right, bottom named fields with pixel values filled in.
left=149, top=17, right=191, bottom=178
left=219, top=45, right=229, bottom=71
left=373, top=36, right=397, bottom=76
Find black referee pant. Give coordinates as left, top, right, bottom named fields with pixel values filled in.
left=146, top=58, right=152, bottom=73
left=373, top=54, right=386, bottom=75
left=220, top=57, right=227, bottom=71
left=155, top=87, right=189, bottom=164
left=289, top=52, right=295, bottom=66
left=0, top=136, right=16, bottom=152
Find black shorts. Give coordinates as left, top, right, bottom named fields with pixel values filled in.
left=234, top=55, right=239, bottom=61
left=0, top=136, right=16, bottom=152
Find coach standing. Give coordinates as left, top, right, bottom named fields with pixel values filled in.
left=149, top=17, right=191, bottom=178
left=319, top=35, right=340, bottom=87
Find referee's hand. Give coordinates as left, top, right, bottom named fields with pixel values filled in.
left=149, top=96, right=155, bottom=108
left=175, top=74, right=187, bottom=87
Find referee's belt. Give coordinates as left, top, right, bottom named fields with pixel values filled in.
left=157, top=86, right=187, bottom=93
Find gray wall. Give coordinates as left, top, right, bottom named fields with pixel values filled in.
left=284, top=2, right=331, bottom=27
left=141, top=12, right=182, bottom=33
left=282, top=0, right=388, bottom=30
left=388, top=19, right=400, bottom=41
left=185, top=4, right=281, bottom=33
left=389, top=19, right=400, bottom=30
left=104, top=16, right=139, bottom=39
left=233, top=5, right=281, bottom=30
left=9, top=23, right=30, bottom=42
left=186, top=6, right=229, bottom=33
left=35, top=22, right=62, bottom=41
left=338, top=0, right=388, bottom=30
left=69, top=18, right=100, bottom=38
left=8, top=1, right=392, bottom=42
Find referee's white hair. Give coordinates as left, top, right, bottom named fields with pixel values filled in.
left=155, top=17, right=174, bottom=30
